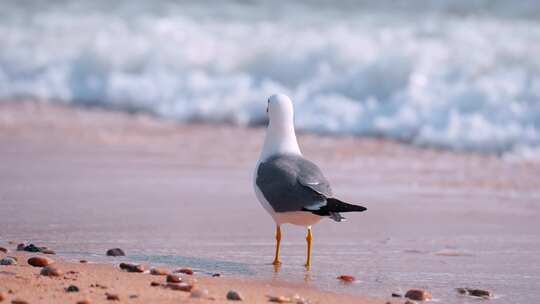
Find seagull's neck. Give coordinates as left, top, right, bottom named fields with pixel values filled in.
left=260, top=119, right=301, bottom=161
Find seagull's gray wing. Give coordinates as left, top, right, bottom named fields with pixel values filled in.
left=256, top=154, right=333, bottom=213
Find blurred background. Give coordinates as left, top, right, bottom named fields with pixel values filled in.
left=2, top=2, right=540, bottom=302
left=1, top=0, right=539, bottom=157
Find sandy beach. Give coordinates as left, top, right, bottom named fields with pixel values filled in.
left=1, top=101, right=540, bottom=303
left=0, top=250, right=382, bottom=304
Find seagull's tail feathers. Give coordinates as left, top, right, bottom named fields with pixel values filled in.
left=302, top=198, right=367, bottom=222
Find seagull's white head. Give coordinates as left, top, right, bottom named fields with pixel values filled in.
left=267, top=93, right=294, bottom=127
left=260, top=94, right=301, bottom=160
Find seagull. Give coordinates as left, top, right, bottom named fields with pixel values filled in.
left=254, top=94, right=367, bottom=268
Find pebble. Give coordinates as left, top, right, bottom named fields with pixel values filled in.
left=175, top=268, right=193, bottom=275
left=0, top=292, right=5, bottom=301
left=337, top=275, right=355, bottom=283
left=76, top=299, right=92, bottom=304
left=16, top=244, right=25, bottom=251
left=226, top=290, right=243, bottom=301
left=405, top=289, right=432, bottom=301
left=150, top=281, right=161, bottom=287
left=119, top=263, right=144, bottom=273
left=0, top=257, right=17, bottom=266
left=66, top=285, right=80, bottom=292
left=267, top=295, right=292, bottom=303
left=79, top=260, right=88, bottom=263
left=166, top=283, right=193, bottom=292
left=129, top=295, right=138, bottom=299
left=11, top=299, right=29, bottom=304
left=391, top=293, right=402, bottom=298
left=166, top=274, right=182, bottom=283
left=105, top=293, right=120, bottom=301
left=456, top=288, right=492, bottom=298
left=404, top=301, right=416, bottom=304
left=91, top=283, right=107, bottom=289
left=28, top=256, right=54, bottom=267
left=41, top=249, right=56, bottom=255
left=106, top=248, right=125, bottom=257
left=40, top=265, right=63, bottom=277
left=291, top=295, right=308, bottom=304
left=212, top=273, right=221, bottom=277
left=22, top=244, right=41, bottom=252
left=190, top=289, right=209, bottom=299
left=150, top=268, right=169, bottom=276
left=0, top=247, right=7, bottom=253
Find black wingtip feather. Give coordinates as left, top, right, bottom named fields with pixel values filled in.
left=303, top=198, right=367, bottom=216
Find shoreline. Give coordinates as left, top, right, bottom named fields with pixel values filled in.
left=0, top=247, right=383, bottom=304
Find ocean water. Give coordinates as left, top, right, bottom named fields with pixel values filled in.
left=1, top=0, right=540, bottom=155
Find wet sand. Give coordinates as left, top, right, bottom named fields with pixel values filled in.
left=1, top=101, right=540, bottom=303
left=0, top=251, right=379, bottom=304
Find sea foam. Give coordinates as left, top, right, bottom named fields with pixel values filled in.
left=0, top=1, right=539, bottom=155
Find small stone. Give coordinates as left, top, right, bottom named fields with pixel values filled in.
left=226, top=290, right=243, bottom=301
left=456, top=288, right=492, bottom=298
left=267, top=295, right=292, bottom=303
left=405, top=289, right=432, bottom=301
left=166, top=274, right=182, bottom=283
left=23, top=244, right=41, bottom=252
left=106, top=248, right=125, bottom=257
left=129, top=295, right=138, bottom=299
left=190, top=289, right=209, bottom=299
left=105, top=293, right=120, bottom=301
left=11, top=299, right=29, bottom=304
left=66, top=285, right=80, bottom=292
left=404, top=301, right=415, bottom=304
left=212, top=273, right=221, bottom=277
left=76, top=299, right=92, bottom=304
left=41, top=249, right=56, bottom=255
left=16, top=244, right=25, bottom=251
left=150, top=281, right=161, bottom=287
left=391, top=293, right=402, bottom=298
left=175, top=268, right=193, bottom=275
left=166, top=283, right=193, bottom=292
left=150, top=268, right=169, bottom=275
left=0, top=257, right=17, bottom=266
left=119, top=262, right=144, bottom=273
left=28, top=256, right=54, bottom=267
left=40, top=265, right=63, bottom=276
left=292, top=295, right=308, bottom=304
left=0, top=247, right=7, bottom=253
left=337, top=275, right=355, bottom=282
left=79, top=260, right=88, bottom=263
left=0, top=292, right=5, bottom=301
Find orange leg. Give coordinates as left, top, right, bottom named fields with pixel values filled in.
left=272, top=225, right=282, bottom=265
left=305, top=227, right=313, bottom=268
